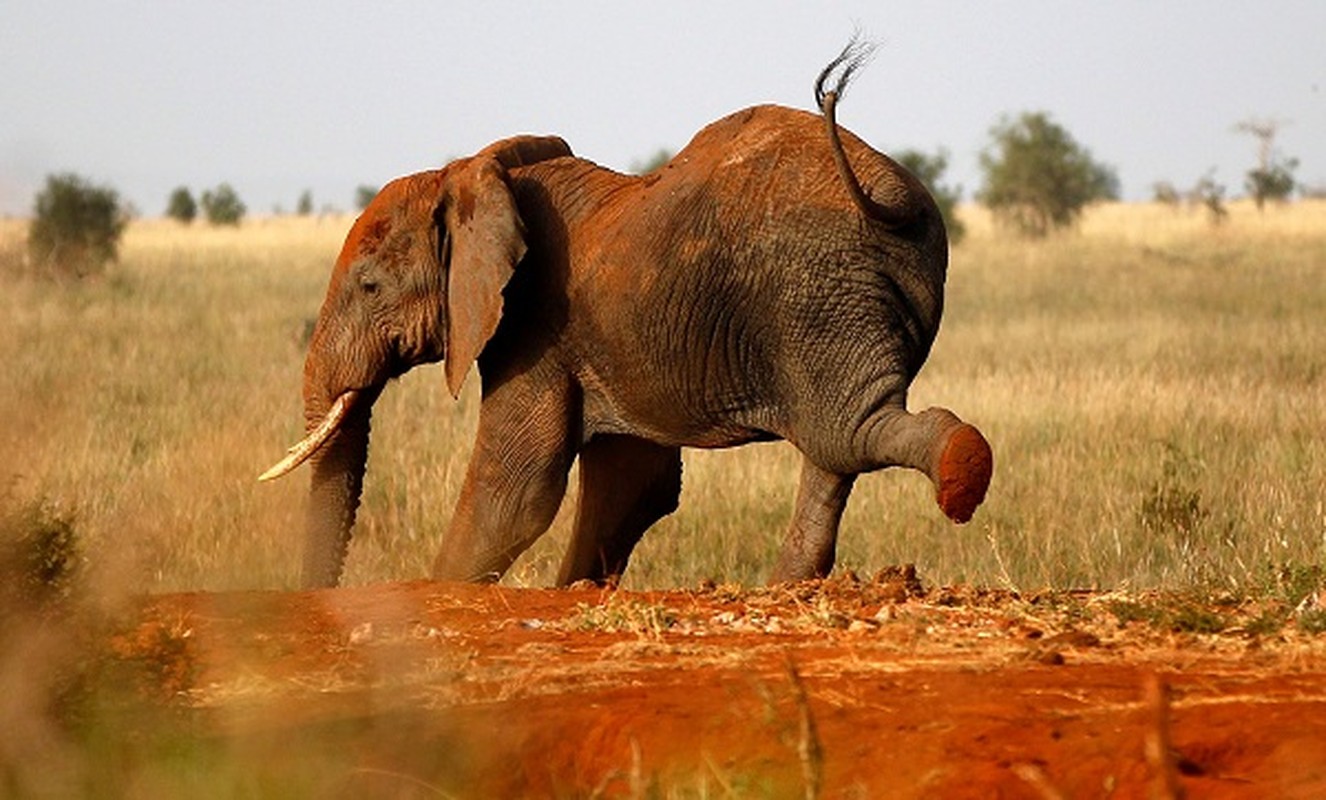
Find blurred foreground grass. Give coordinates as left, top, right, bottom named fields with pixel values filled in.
left=1, top=200, right=1323, bottom=595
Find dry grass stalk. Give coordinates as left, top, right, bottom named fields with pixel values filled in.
left=785, top=658, right=824, bottom=800
left=1143, top=673, right=1184, bottom=800
left=1011, top=762, right=1067, bottom=800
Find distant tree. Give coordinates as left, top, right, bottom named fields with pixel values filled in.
left=1192, top=171, right=1228, bottom=226
left=895, top=148, right=966, bottom=245
left=354, top=185, right=378, bottom=211
left=1235, top=117, right=1297, bottom=209
left=200, top=183, right=246, bottom=226
left=1246, top=161, right=1297, bottom=209
left=629, top=148, right=673, bottom=175
left=27, top=173, right=128, bottom=279
left=296, top=189, right=314, bottom=216
left=977, top=111, right=1119, bottom=237
left=1151, top=181, right=1182, bottom=207
left=166, top=186, right=197, bottom=223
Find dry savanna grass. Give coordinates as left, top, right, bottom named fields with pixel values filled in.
left=1, top=200, right=1323, bottom=596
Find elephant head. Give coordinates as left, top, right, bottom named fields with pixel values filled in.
left=260, top=135, right=572, bottom=588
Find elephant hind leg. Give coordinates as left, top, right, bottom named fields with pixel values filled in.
left=556, top=435, right=682, bottom=587
left=934, top=423, right=993, bottom=523
left=859, top=405, right=993, bottom=523
left=769, top=457, right=856, bottom=583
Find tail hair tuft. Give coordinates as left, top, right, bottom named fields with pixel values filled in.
left=814, top=33, right=879, bottom=110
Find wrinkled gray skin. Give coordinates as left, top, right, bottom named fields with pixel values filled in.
left=281, top=56, right=992, bottom=589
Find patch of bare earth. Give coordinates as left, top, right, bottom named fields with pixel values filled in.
left=107, top=571, right=1326, bottom=798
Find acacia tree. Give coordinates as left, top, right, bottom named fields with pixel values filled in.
left=978, top=111, right=1118, bottom=237
left=1192, top=170, right=1228, bottom=226
left=1236, top=118, right=1297, bottom=209
left=895, top=148, right=965, bottom=245
left=1151, top=181, right=1182, bottom=207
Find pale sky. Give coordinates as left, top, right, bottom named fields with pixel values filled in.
left=2, top=2, right=1323, bottom=217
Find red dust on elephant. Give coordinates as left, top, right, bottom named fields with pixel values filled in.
left=261, top=41, right=993, bottom=588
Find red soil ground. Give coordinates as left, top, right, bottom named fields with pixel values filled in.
left=106, top=573, right=1326, bottom=798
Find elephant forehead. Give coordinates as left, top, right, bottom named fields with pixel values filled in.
left=347, top=217, right=393, bottom=253
left=331, top=214, right=390, bottom=278
left=333, top=172, right=444, bottom=266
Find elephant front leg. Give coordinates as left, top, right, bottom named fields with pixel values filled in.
left=431, top=377, right=577, bottom=583
left=769, top=457, right=856, bottom=583
left=556, top=435, right=682, bottom=587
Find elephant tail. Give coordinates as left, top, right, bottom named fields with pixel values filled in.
left=815, top=38, right=918, bottom=230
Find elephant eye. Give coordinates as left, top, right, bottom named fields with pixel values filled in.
left=359, top=274, right=380, bottom=295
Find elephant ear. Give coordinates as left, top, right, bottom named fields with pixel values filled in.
left=441, top=156, right=527, bottom=398
left=476, top=134, right=573, bottom=170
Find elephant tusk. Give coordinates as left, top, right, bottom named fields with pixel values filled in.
left=258, top=390, right=360, bottom=482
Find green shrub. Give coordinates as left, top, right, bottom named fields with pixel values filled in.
left=978, top=111, right=1118, bottom=237
left=166, top=187, right=197, bottom=224
left=354, top=184, right=378, bottom=212
left=629, top=148, right=673, bottom=175
left=201, top=183, right=246, bottom=226
left=27, top=173, right=128, bottom=278
left=1247, top=160, right=1298, bottom=210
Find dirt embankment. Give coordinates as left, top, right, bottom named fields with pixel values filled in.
left=91, top=573, right=1326, bottom=798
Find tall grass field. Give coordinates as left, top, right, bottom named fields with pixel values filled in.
left=1, top=201, right=1323, bottom=595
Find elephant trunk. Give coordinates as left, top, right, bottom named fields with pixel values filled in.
left=299, top=386, right=377, bottom=588
left=257, top=381, right=375, bottom=587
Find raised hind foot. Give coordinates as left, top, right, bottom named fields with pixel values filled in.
left=934, top=424, right=993, bottom=523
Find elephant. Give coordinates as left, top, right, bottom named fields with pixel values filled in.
left=260, top=43, right=993, bottom=589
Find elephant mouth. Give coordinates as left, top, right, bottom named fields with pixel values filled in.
left=258, top=389, right=361, bottom=482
